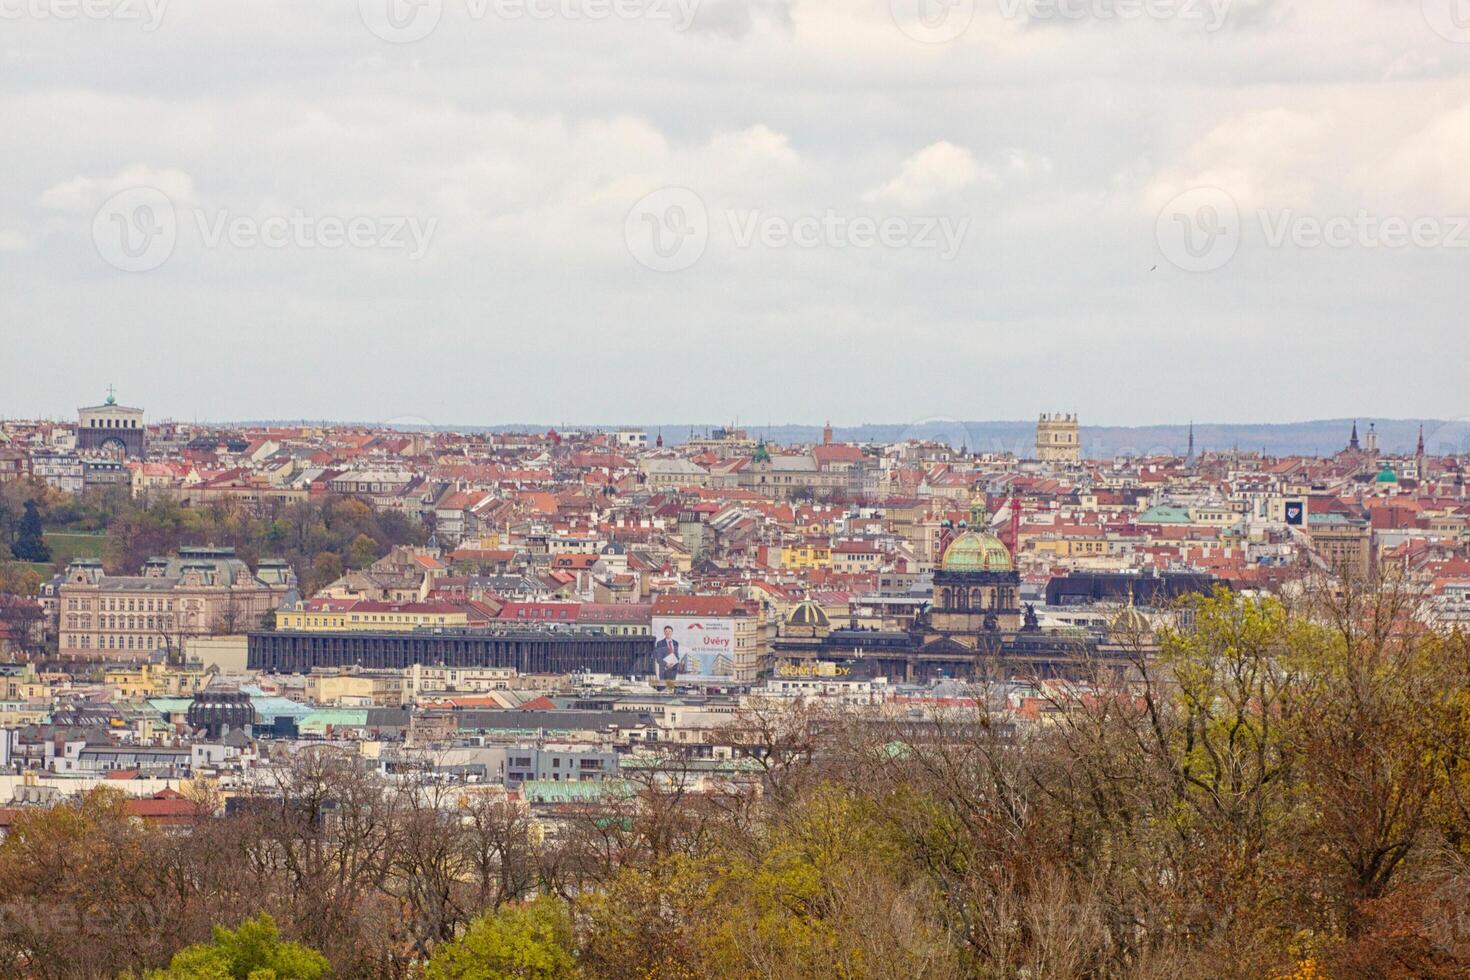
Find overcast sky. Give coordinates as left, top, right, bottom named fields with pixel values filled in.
left=3, top=0, right=1469, bottom=429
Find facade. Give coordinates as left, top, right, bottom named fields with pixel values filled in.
left=1308, top=513, right=1373, bottom=578
left=275, top=598, right=469, bottom=632
left=58, top=548, right=295, bottom=660
left=249, top=628, right=651, bottom=675
left=31, top=451, right=85, bottom=493
left=1035, top=412, right=1080, bottom=463
left=76, top=392, right=145, bottom=458
left=650, top=594, right=767, bottom=683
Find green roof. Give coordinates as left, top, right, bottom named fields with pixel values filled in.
left=1375, top=465, right=1398, bottom=483
left=521, top=779, right=635, bottom=804
left=1136, top=504, right=1192, bottom=524
left=147, top=697, right=195, bottom=716
left=298, top=709, right=370, bottom=733
left=940, top=530, right=1013, bottom=572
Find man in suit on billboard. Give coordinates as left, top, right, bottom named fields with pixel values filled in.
left=652, top=625, right=686, bottom=681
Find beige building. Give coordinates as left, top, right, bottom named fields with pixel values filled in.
left=1307, top=513, right=1373, bottom=579
left=104, top=662, right=212, bottom=699
left=58, top=547, right=294, bottom=660
left=275, top=599, right=468, bottom=632
left=1035, top=413, right=1080, bottom=463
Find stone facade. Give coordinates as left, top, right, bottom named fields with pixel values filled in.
left=57, top=547, right=294, bottom=660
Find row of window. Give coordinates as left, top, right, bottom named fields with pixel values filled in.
left=66, top=634, right=161, bottom=650
left=68, top=597, right=176, bottom=613
left=66, top=614, right=175, bottom=630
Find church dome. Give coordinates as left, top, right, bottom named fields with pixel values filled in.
left=1374, top=465, right=1398, bottom=484
left=940, top=530, right=1013, bottom=573
left=786, top=599, right=830, bottom=629
left=1110, top=604, right=1153, bottom=636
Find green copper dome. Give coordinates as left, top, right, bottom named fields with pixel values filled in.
left=940, top=530, right=1013, bottom=573
left=1374, top=465, right=1398, bottom=483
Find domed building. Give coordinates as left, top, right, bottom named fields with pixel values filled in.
left=784, top=598, right=832, bottom=639
left=768, top=494, right=1162, bottom=683
left=922, top=496, right=1023, bottom=641
left=1108, top=592, right=1154, bottom=641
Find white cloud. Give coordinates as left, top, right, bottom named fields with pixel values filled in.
left=2, top=0, right=1470, bottom=425
left=38, top=166, right=196, bottom=214
left=863, top=142, right=981, bottom=208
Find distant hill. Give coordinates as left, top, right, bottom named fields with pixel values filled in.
left=224, top=418, right=1468, bottom=459
left=659, top=419, right=1457, bottom=458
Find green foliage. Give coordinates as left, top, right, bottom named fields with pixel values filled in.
left=11, top=499, right=50, bottom=562
left=0, top=561, right=44, bottom=596
left=90, top=493, right=422, bottom=584
left=425, top=897, right=577, bottom=980
left=144, top=914, right=329, bottom=980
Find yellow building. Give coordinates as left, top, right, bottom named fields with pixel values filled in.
left=0, top=664, right=56, bottom=702
left=1035, top=412, right=1080, bottom=463
left=276, top=599, right=470, bottom=632
left=780, top=541, right=832, bottom=571
left=305, top=668, right=407, bottom=706
left=104, top=661, right=212, bottom=699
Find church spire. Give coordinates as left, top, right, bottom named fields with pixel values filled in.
left=1348, top=420, right=1360, bottom=452
left=969, top=492, right=988, bottom=529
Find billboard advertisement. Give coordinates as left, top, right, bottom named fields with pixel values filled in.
left=650, top=616, right=737, bottom=681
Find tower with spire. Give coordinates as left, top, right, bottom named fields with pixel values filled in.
left=1186, top=420, right=1195, bottom=466
left=1416, top=424, right=1426, bottom=482
left=1347, top=420, right=1360, bottom=453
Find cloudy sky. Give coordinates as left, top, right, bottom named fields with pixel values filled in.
left=3, top=0, right=1470, bottom=429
